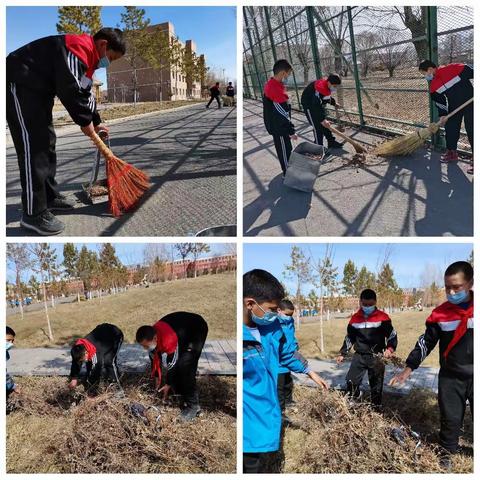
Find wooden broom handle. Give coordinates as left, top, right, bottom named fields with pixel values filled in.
left=89, top=131, right=113, bottom=158
left=441, top=97, right=473, bottom=123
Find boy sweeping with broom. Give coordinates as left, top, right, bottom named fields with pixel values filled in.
left=263, top=59, right=297, bottom=176
left=419, top=60, right=473, bottom=173
left=301, top=73, right=343, bottom=150
left=390, top=261, right=473, bottom=471
left=6, top=28, right=126, bottom=235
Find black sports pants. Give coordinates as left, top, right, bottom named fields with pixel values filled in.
left=6, top=82, right=60, bottom=216
left=445, top=101, right=473, bottom=151
left=277, top=372, right=294, bottom=411
left=272, top=134, right=292, bottom=175
left=346, top=352, right=385, bottom=405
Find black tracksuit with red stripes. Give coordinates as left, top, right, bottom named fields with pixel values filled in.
left=152, top=312, right=209, bottom=406
left=263, top=77, right=295, bottom=175
left=6, top=34, right=102, bottom=216
left=301, top=79, right=336, bottom=147
left=429, top=63, right=473, bottom=151
left=69, top=323, right=124, bottom=393
left=405, top=298, right=473, bottom=453
left=340, top=308, right=397, bottom=405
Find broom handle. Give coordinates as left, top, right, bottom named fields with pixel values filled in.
left=325, top=124, right=363, bottom=149
left=89, top=131, right=114, bottom=159
left=441, top=97, right=473, bottom=123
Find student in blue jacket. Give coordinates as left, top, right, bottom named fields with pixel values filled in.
left=243, top=269, right=328, bottom=473
left=277, top=299, right=298, bottom=415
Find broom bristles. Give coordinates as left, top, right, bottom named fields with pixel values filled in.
left=374, top=123, right=439, bottom=157
left=106, top=155, right=150, bottom=217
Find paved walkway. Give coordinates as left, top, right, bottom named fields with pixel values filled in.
left=243, top=99, right=472, bottom=237
left=7, top=340, right=237, bottom=376
left=296, top=358, right=438, bottom=394
left=7, top=104, right=236, bottom=236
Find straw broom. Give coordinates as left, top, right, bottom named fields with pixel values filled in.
left=374, top=98, right=473, bottom=157
left=324, top=123, right=368, bottom=154
left=89, top=131, right=150, bottom=217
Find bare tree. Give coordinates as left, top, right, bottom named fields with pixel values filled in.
left=283, top=246, right=311, bottom=329
left=189, top=243, right=211, bottom=278
left=6, top=244, right=32, bottom=320
left=174, top=243, right=193, bottom=279
left=376, top=26, right=410, bottom=77
left=310, top=245, right=338, bottom=352
left=28, top=243, right=58, bottom=341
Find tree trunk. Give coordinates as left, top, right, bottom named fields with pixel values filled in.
left=403, top=6, right=429, bottom=62
left=42, top=282, right=53, bottom=341
left=319, top=293, right=324, bottom=352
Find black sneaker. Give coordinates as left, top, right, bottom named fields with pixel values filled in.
left=439, top=452, right=453, bottom=472
left=20, top=210, right=65, bottom=236
left=328, top=140, right=344, bottom=149
left=180, top=404, right=201, bottom=422
left=48, top=197, right=75, bottom=211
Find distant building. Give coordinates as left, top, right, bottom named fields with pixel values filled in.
left=106, top=22, right=204, bottom=102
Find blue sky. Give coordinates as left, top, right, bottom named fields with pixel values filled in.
left=6, top=6, right=237, bottom=86
left=243, top=243, right=473, bottom=291
left=7, top=243, right=234, bottom=282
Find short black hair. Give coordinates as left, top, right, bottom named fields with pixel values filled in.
left=418, top=59, right=437, bottom=71
left=244, top=269, right=285, bottom=303
left=71, top=344, right=86, bottom=364
left=327, top=73, right=342, bottom=85
left=93, top=28, right=126, bottom=55
left=445, top=261, right=473, bottom=282
left=360, top=289, right=377, bottom=301
left=136, top=325, right=156, bottom=342
left=273, top=59, right=292, bottom=75
left=6, top=326, right=15, bottom=337
left=228, top=82, right=232, bottom=85
left=279, top=299, right=295, bottom=311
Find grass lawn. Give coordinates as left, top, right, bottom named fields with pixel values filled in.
left=7, top=273, right=235, bottom=348
left=295, top=308, right=440, bottom=367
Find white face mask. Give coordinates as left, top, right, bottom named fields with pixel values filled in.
left=330, top=87, right=337, bottom=93
left=148, top=344, right=156, bottom=352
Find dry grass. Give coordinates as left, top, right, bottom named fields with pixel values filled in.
left=54, top=100, right=203, bottom=127
left=6, top=374, right=236, bottom=473
left=272, top=386, right=472, bottom=473
left=295, top=308, right=440, bottom=367
left=7, top=273, right=235, bottom=347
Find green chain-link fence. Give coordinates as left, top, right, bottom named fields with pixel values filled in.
left=243, top=6, right=473, bottom=152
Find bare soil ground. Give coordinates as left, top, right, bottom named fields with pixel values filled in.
left=6, top=374, right=236, bottom=473
left=6, top=273, right=236, bottom=347
left=266, top=386, right=472, bottom=473
left=294, top=308, right=440, bottom=367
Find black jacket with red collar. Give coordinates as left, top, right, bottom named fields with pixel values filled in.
left=301, top=79, right=336, bottom=121
left=340, top=308, right=397, bottom=356
left=7, top=34, right=103, bottom=127
left=263, top=77, right=295, bottom=136
left=406, top=298, right=473, bottom=378
left=429, top=63, right=473, bottom=115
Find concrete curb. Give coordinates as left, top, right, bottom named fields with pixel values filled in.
left=5, top=102, right=204, bottom=146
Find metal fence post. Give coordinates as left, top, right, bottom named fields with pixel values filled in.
left=243, top=9, right=264, bottom=99
left=427, top=6, right=442, bottom=148
left=263, top=7, right=277, bottom=63
left=243, top=64, right=252, bottom=98
left=347, top=7, right=365, bottom=126
left=306, top=6, right=322, bottom=79
left=280, top=6, right=302, bottom=108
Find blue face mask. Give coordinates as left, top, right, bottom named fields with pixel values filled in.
left=447, top=289, right=470, bottom=305
left=98, top=56, right=110, bottom=69
left=251, top=302, right=278, bottom=326
left=425, top=73, right=434, bottom=81
left=361, top=305, right=376, bottom=316
left=6, top=341, right=14, bottom=351
left=277, top=313, right=292, bottom=322
left=330, top=87, right=337, bottom=94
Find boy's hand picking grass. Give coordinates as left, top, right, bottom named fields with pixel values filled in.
left=308, top=371, right=328, bottom=390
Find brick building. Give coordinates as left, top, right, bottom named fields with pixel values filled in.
left=106, top=22, right=204, bottom=102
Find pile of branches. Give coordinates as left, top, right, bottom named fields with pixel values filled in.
left=280, top=387, right=472, bottom=474
left=7, top=375, right=236, bottom=474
